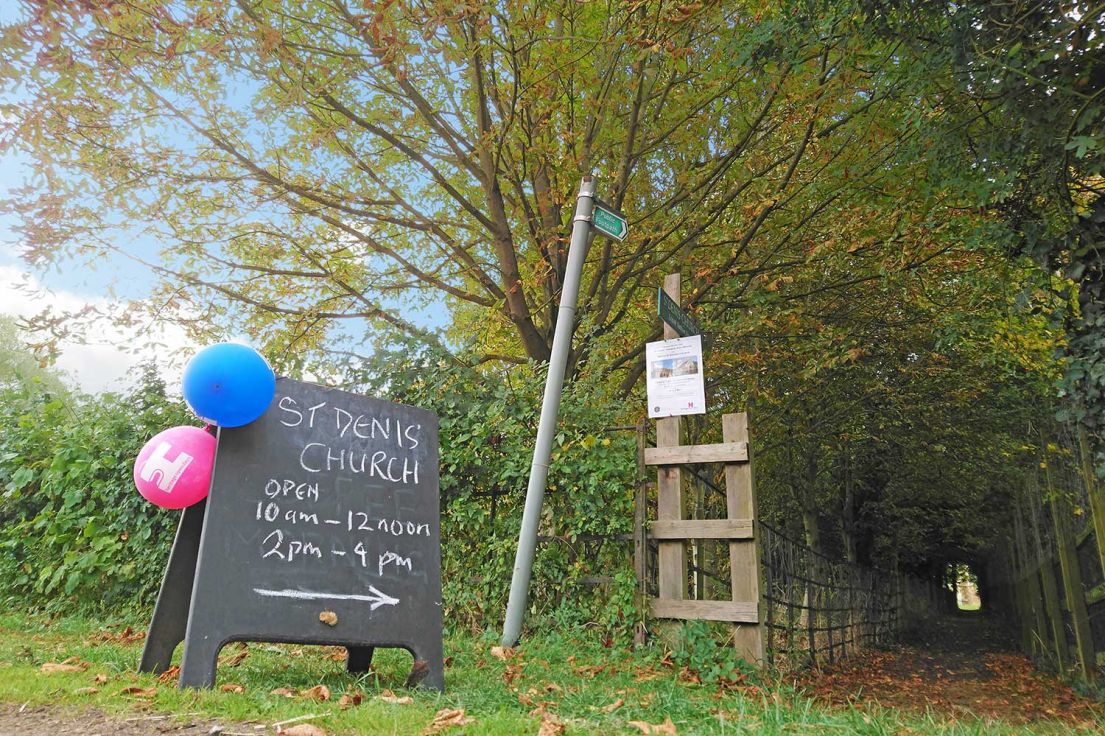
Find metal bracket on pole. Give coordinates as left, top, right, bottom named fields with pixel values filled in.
left=501, top=176, right=597, bottom=647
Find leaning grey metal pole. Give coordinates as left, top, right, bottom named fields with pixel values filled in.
left=502, top=176, right=596, bottom=647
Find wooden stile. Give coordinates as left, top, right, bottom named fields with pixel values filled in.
left=646, top=272, right=763, bottom=664
left=646, top=409, right=764, bottom=663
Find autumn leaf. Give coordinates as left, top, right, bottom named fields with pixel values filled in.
left=300, top=684, right=331, bottom=701
left=422, top=708, right=475, bottom=734
left=219, top=647, right=249, bottom=667
left=120, top=686, right=157, bottom=698
left=156, top=666, right=179, bottom=684
left=40, top=662, right=87, bottom=674
left=270, top=687, right=297, bottom=698
left=318, top=611, right=338, bottom=627
left=628, top=718, right=677, bottom=735
left=601, top=698, right=625, bottom=713
left=377, top=689, right=413, bottom=705
left=90, top=626, right=145, bottom=644
left=537, top=713, right=565, bottom=736
left=338, top=690, right=364, bottom=709
left=489, top=645, right=515, bottom=661
left=219, top=683, right=244, bottom=693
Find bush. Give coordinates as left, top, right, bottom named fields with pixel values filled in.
left=0, top=366, right=190, bottom=612
left=0, top=348, right=641, bottom=635
left=352, top=343, right=640, bottom=635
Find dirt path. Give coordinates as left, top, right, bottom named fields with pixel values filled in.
left=0, top=703, right=248, bottom=736
left=799, top=613, right=1102, bottom=728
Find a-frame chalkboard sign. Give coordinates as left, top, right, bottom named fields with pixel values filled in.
left=138, top=378, right=445, bottom=691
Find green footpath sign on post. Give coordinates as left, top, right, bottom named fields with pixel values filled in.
left=658, top=288, right=700, bottom=337
left=592, top=200, right=628, bottom=241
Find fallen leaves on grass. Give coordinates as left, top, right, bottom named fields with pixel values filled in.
left=628, top=717, right=677, bottom=734
left=338, top=690, right=364, bottom=709
left=271, top=687, right=297, bottom=698
left=800, top=629, right=1104, bottom=727
left=119, top=686, right=157, bottom=698
left=39, top=662, right=87, bottom=674
left=156, top=666, right=179, bottom=684
left=219, top=683, right=244, bottom=693
left=89, top=626, right=145, bottom=644
left=502, top=662, right=523, bottom=687
left=601, top=697, right=625, bottom=713
left=300, top=684, right=331, bottom=701
left=377, top=689, right=413, bottom=705
left=567, top=656, right=607, bottom=678
left=537, top=713, right=565, bottom=736
left=218, top=646, right=249, bottom=667
left=422, top=708, right=475, bottom=734
left=489, top=646, right=515, bottom=661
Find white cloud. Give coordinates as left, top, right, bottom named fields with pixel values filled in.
left=0, top=264, right=196, bottom=394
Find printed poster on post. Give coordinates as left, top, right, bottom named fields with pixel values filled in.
left=646, top=335, right=706, bottom=418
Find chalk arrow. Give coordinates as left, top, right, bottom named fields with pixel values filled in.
left=364, top=585, right=401, bottom=611
left=253, top=586, right=401, bottom=611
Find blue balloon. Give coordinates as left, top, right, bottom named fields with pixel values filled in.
left=182, top=343, right=276, bottom=427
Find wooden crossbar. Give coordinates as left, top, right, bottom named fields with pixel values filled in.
left=650, top=599, right=759, bottom=623
left=650, top=519, right=753, bottom=540
left=644, top=442, right=748, bottom=466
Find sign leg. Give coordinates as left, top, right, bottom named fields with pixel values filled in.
left=405, top=638, right=445, bottom=691
left=139, top=499, right=207, bottom=674
left=346, top=646, right=375, bottom=673
left=178, top=633, right=223, bottom=689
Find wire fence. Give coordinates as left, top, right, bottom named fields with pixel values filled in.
left=759, top=521, right=937, bottom=671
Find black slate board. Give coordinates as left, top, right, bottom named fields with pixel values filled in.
left=175, top=377, right=443, bottom=690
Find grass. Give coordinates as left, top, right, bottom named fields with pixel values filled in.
left=0, top=610, right=1093, bottom=735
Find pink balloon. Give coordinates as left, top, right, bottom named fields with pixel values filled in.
left=133, top=426, right=216, bottom=509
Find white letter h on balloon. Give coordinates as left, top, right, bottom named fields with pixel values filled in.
left=140, top=442, right=194, bottom=493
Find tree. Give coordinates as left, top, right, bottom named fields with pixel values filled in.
left=0, top=315, right=67, bottom=401
left=0, top=1, right=983, bottom=389
left=865, top=1, right=1105, bottom=452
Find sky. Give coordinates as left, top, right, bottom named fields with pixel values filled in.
left=0, top=3, right=193, bottom=394
left=0, top=3, right=456, bottom=396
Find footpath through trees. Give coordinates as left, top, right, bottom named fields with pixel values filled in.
left=800, top=614, right=1102, bottom=729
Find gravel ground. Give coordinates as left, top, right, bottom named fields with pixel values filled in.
left=0, top=703, right=256, bottom=736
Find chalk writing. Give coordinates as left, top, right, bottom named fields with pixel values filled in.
left=261, top=530, right=323, bottom=562
left=252, top=586, right=401, bottom=611
left=264, top=478, right=320, bottom=501
left=378, top=550, right=413, bottom=576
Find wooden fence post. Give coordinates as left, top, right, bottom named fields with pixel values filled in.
left=1076, top=427, right=1105, bottom=584
left=1050, top=487, right=1096, bottom=683
left=656, top=274, right=687, bottom=602
left=724, top=413, right=765, bottom=663
left=634, top=420, right=650, bottom=609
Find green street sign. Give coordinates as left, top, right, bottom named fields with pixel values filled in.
left=657, top=288, right=700, bottom=337
left=592, top=201, right=628, bottom=241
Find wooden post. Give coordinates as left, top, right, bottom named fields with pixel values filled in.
left=656, top=274, right=687, bottom=601
left=724, top=413, right=765, bottom=663
left=1050, top=489, right=1097, bottom=683
left=1076, top=427, right=1105, bottom=581
left=1012, top=511, right=1045, bottom=655
left=634, top=420, right=650, bottom=608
